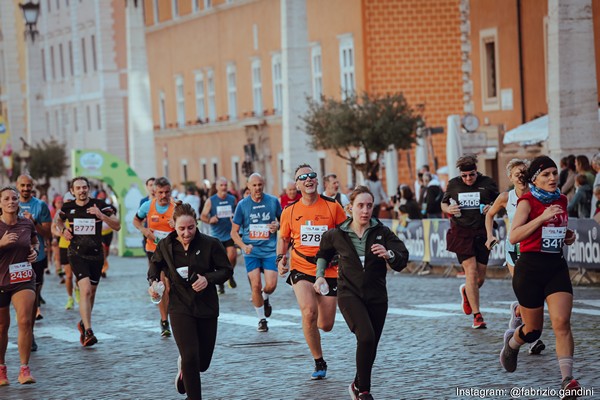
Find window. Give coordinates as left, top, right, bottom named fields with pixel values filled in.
left=68, top=41, right=74, bottom=76
left=47, top=0, right=51, bottom=13
left=338, top=35, right=355, bottom=99
left=195, top=72, right=206, bottom=122
left=56, top=0, right=60, bottom=10
left=311, top=45, right=323, bottom=100
left=55, top=110, right=60, bottom=135
left=193, top=0, right=200, bottom=12
left=41, top=49, right=46, bottom=81
left=251, top=59, right=262, bottom=116
left=181, top=160, right=188, bottom=182
left=231, top=156, right=240, bottom=187
left=153, top=0, right=159, bottom=23
left=204, top=0, right=212, bottom=9
left=46, top=112, right=51, bottom=135
left=91, top=35, right=97, bottom=72
left=86, top=105, right=91, bottom=131
left=50, top=45, right=56, bottom=80
left=226, top=64, right=237, bottom=120
left=212, top=157, right=218, bottom=181
left=159, top=91, right=166, bottom=129
left=480, top=28, right=499, bottom=110
left=96, top=104, right=102, bottom=129
left=200, top=158, right=207, bottom=180
left=272, top=53, right=283, bottom=114
left=59, top=43, right=65, bottom=78
left=73, top=107, right=78, bottom=132
left=172, top=0, right=179, bottom=17
left=81, top=37, right=87, bottom=74
left=175, top=75, right=185, bottom=127
left=207, top=69, right=216, bottom=122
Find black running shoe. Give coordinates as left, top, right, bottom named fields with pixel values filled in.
left=528, top=339, right=546, bottom=355
left=264, top=297, right=272, bottom=318
left=77, top=320, right=85, bottom=345
left=228, top=276, right=237, bottom=289
left=257, top=319, right=268, bottom=332
left=175, top=355, right=185, bottom=394
left=161, top=320, right=171, bottom=337
left=83, top=329, right=98, bottom=347
left=217, top=284, right=225, bottom=295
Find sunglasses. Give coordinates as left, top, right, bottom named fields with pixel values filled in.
left=461, top=172, right=477, bottom=178
left=296, top=172, right=317, bottom=181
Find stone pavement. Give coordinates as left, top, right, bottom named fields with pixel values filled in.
left=2, top=256, right=599, bottom=400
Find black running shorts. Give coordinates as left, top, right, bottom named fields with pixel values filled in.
left=286, top=269, right=337, bottom=297
left=0, top=280, right=36, bottom=308
left=68, top=253, right=104, bottom=286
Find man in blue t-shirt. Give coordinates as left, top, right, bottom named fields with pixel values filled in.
left=17, top=174, right=52, bottom=352
left=231, top=173, right=282, bottom=332
left=200, top=176, right=238, bottom=293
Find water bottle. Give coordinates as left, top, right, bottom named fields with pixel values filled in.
left=449, top=198, right=461, bottom=217
left=150, top=281, right=165, bottom=304
left=319, top=283, right=329, bottom=296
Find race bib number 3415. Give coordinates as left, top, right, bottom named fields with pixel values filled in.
left=541, top=226, right=566, bottom=253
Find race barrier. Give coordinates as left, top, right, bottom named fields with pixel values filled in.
left=380, top=218, right=600, bottom=271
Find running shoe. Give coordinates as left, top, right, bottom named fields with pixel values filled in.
left=472, top=314, right=487, bottom=329
left=349, top=382, right=359, bottom=400
left=39, top=295, right=46, bottom=304
left=358, top=393, right=374, bottom=400
left=257, top=318, right=268, bottom=332
left=18, top=365, right=36, bottom=384
left=161, top=320, right=171, bottom=337
left=311, top=361, right=327, bottom=380
left=77, top=320, right=85, bottom=345
left=0, top=365, right=8, bottom=386
left=83, top=329, right=98, bottom=347
left=459, top=284, right=472, bottom=315
left=508, top=301, right=522, bottom=330
left=217, top=284, right=225, bottom=295
left=263, top=296, right=272, bottom=318
left=175, top=355, right=185, bottom=394
left=74, top=286, right=80, bottom=304
left=228, top=276, right=237, bottom=289
left=31, top=335, right=38, bottom=352
left=499, top=329, right=519, bottom=372
left=101, top=272, right=107, bottom=278
left=65, top=297, right=74, bottom=310
left=528, top=339, right=546, bottom=355
left=35, top=308, right=43, bottom=320
left=560, top=376, right=581, bottom=400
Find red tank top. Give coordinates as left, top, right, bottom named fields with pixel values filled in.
left=518, top=192, right=568, bottom=253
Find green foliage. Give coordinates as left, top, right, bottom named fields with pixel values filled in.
left=27, top=139, right=69, bottom=197
left=302, top=92, right=420, bottom=182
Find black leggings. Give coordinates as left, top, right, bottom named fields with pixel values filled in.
left=170, top=313, right=218, bottom=400
left=338, top=295, right=388, bottom=393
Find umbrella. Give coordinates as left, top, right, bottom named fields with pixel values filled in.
left=446, top=115, right=463, bottom=180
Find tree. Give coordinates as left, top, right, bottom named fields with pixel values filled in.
left=302, top=92, right=420, bottom=185
left=27, top=139, right=69, bottom=197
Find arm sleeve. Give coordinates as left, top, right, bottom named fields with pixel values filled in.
left=384, top=227, right=409, bottom=272
left=315, top=230, right=337, bottom=278
left=203, top=239, right=233, bottom=285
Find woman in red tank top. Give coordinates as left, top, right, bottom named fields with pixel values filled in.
left=500, top=156, right=581, bottom=396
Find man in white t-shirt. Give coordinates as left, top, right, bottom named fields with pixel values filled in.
left=183, top=186, right=201, bottom=216
left=321, top=173, right=350, bottom=210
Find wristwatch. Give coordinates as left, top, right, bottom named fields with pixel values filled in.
left=387, top=250, right=395, bottom=260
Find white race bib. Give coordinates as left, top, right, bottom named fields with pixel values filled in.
left=216, top=205, right=233, bottom=218
left=458, top=192, right=480, bottom=210
left=249, top=224, right=270, bottom=240
left=176, top=266, right=189, bottom=280
left=153, top=230, right=171, bottom=244
left=73, top=218, right=96, bottom=235
left=359, top=256, right=365, bottom=268
left=10, top=262, right=33, bottom=284
left=541, top=226, right=566, bottom=253
left=300, top=225, right=328, bottom=246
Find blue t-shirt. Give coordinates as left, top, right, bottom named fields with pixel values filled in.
left=136, top=199, right=171, bottom=218
left=209, top=193, right=236, bottom=242
left=232, top=194, right=282, bottom=258
left=19, top=197, right=52, bottom=261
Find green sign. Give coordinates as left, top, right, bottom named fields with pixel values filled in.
left=72, top=149, right=147, bottom=257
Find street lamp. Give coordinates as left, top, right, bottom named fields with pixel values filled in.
left=19, top=1, right=41, bottom=42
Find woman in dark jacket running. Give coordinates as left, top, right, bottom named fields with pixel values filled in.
left=148, top=202, right=232, bottom=400
left=315, top=185, right=409, bottom=400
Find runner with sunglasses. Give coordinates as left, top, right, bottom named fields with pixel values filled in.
left=277, top=164, right=347, bottom=380
left=441, top=154, right=499, bottom=329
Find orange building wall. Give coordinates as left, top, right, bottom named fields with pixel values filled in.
left=362, top=0, right=464, bottom=188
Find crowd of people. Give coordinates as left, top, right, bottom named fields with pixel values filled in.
left=0, top=151, right=598, bottom=399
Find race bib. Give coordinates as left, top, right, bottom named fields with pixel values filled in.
left=359, top=256, right=365, bottom=268
left=249, top=224, right=270, bottom=240
left=216, top=205, right=233, bottom=219
left=458, top=192, right=480, bottom=209
left=300, top=225, right=328, bottom=246
left=153, top=230, right=171, bottom=244
left=73, top=218, right=96, bottom=235
left=541, top=226, right=566, bottom=253
left=10, top=262, right=33, bottom=284
left=176, top=266, right=189, bottom=280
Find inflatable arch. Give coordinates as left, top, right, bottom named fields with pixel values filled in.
left=72, top=149, right=147, bottom=257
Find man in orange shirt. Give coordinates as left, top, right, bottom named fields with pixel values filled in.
left=277, top=164, right=347, bottom=380
left=133, top=177, right=176, bottom=337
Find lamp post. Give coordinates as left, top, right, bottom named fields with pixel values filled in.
left=19, top=1, right=40, bottom=42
